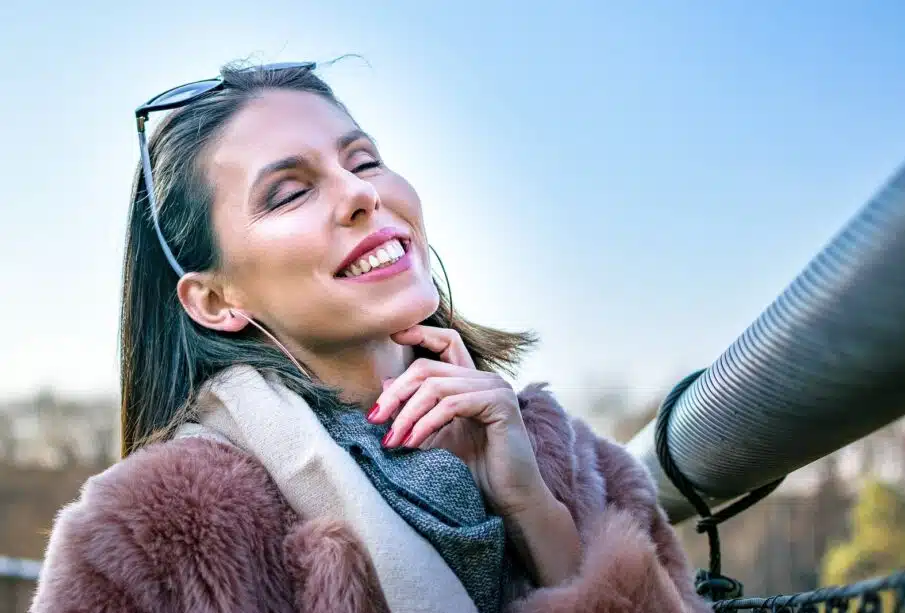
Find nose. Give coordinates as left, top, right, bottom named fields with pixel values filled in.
left=332, top=169, right=380, bottom=226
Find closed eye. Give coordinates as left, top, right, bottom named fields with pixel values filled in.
left=353, top=160, right=382, bottom=173
left=265, top=183, right=311, bottom=210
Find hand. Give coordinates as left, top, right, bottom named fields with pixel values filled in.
left=367, top=325, right=549, bottom=518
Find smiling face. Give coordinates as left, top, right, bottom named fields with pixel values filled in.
left=190, top=88, right=439, bottom=351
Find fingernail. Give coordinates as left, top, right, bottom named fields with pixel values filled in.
left=402, top=432, right=415, bottom=447
left=381, top=428, right=394, bottom=447
left=367, top=403, right=380, bottom=422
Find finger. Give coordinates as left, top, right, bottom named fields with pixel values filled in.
left=382, top=377, right=504, bottom=447
left=369, top=358, right=497, bottom=424
left=370, top=360, right=468, bottom=424
left=391, top=325, right=476, bottom=368
left=401, top=388, right=513, bottom=449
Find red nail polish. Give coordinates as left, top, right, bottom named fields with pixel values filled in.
left=402, top=432, right=415, bottom=447
left=381, top=428, right=394, bottom=447
left=367, top=403, right=380, bottom=422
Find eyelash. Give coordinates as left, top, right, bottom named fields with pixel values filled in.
left=353, top=160, right=382, bottom=173
left=266, top=158, right=383, bottom=210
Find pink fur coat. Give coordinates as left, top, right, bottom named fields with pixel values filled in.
left=30, top=384, right=710, bottom=613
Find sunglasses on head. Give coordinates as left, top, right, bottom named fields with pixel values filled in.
left=134, top=61, right=318, bottom=277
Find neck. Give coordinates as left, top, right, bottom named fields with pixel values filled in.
left=294, top=338, right=416, bottom=409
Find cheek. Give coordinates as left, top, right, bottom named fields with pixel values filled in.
left=221, top=214, right=328, bottom=299
left=387, top=174, right=426, bottom=230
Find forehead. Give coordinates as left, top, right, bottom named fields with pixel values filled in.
left=208, top=89, right=356, bottom=176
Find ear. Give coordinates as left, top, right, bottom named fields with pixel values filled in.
left=176, top=272, right=249, bottom=333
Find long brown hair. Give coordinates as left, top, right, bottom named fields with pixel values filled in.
left=120, top=61, right=537, bottom=457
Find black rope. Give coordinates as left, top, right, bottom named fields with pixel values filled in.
left=710, top=570, right=905, bottom=611
left=655, top=368, right=786, bottom=602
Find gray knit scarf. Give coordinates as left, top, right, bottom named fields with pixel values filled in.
left=311, top=402, right=509, bottom=613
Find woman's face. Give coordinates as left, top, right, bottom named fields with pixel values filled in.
left=198, top=88, right=439, bottom=350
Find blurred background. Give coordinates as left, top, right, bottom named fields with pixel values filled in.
left=1, top=1, right=904, bottom=611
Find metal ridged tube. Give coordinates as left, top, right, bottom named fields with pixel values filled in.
left=627, top=161, right=905, bottom=523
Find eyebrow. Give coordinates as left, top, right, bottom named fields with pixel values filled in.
left=249, top=128, right=377, bottom=194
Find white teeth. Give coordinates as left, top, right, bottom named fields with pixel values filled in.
left=341, top=238, right=407, bottom=277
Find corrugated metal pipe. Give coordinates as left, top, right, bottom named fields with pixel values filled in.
left=627, top=161, right=905, bottom=523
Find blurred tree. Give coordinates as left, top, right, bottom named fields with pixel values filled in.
left=91, top=422, right=117, bottom=467
left=810, top=457, right=851, bottom=573
left=34, top=389, right=79, bottom=468
left=0, top=411, right=15, bottom=462
left=821, top=479, right=905, bottom=592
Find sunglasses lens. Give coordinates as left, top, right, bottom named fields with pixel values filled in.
left=148, top=79, right=221, bottom=107
left=140, top=63, right=317, bottom=115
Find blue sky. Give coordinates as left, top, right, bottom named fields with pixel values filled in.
left=0, top=1, right=903, bottom=411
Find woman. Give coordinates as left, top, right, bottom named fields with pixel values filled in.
left=30, top=62, right=709, bottom=613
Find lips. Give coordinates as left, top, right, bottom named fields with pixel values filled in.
left=335, top=227, right=411, bottom=278
left=338, top=238, right=406, bottom=277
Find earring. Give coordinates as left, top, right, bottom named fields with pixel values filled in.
left=228, top=309, right=312, bottom=379
left=428, top=244, right=455, bottom=326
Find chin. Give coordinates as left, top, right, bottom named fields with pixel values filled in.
left=381, top=284, right=440, bottom=332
